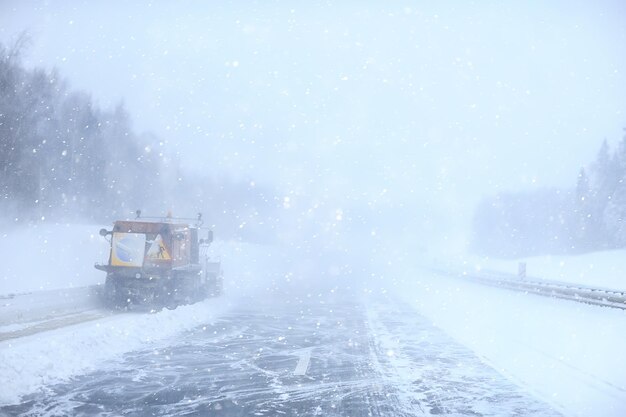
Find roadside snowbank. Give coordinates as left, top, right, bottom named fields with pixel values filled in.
left=0, top=297, right=233, bottom=405
left=0, top=222, right=280, bottom=406
left=390, top=268, right=626, bottom=417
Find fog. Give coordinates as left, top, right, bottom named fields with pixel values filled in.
left=1, top=1, right=626, bottom=253
left=3, top=4, right=626, bottom=415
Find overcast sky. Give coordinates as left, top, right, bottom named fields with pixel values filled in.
left=1, top=0, right=625, bottom=239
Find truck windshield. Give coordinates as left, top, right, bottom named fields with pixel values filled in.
left=111, top=233, right=146, bottom=267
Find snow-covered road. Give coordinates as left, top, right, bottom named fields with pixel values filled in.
left=1, top=226, right=625, bottom=416
left=0, top=291, right=560, bottom=416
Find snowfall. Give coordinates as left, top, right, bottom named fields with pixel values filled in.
left=1, top=223, right=625, bottom=417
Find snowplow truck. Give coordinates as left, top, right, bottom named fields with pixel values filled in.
left=95, top=217, right=222, bottom=309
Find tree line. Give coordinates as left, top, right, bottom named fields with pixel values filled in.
left=0, top=37, right=166, bottom=223
left=0, top=37, right=284, bottom=243
left=471, top=133, right=626, bottom=258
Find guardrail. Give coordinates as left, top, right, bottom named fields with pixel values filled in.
left=426, top=265, right=626, bottom=310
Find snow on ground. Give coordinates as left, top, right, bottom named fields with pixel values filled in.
left=387, top=267, right=626, bottom=417
left=466, top=250, right=626, bottom=290
left=0, top=287, right=100, bottom=328
left=0, top=223, right=275, bottom=406
left=0, top=223, right=110, bottom=295
left=2, top=223, right=626, bottom=415
left=0, top=297, right=233, bottom=405
left=428, top=247, right=626, bottom=290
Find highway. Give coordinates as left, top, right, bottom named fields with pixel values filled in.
left=1, top=290, right=561, bottom=416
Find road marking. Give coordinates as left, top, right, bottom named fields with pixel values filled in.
left=294, top=348, right=312, bottom=376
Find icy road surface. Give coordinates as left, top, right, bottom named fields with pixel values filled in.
left=1, top=292, right=560, bottom=416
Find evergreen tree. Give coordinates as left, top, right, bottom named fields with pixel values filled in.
left=604, top=129, right=626, bottom=247
left=0, top=39, right=167, bottom=223
left=574, top=167, right=593, bottom=249
left=604, top=179, right=626, bottom=247
left=613, top=129, right=626, bottom=185
left=588, top=139, right=619, bottom=248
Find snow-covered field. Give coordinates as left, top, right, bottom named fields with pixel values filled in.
left=388, top=270, right=626, bottom=417
left=0, top=223, right=110, bottom=295
left=436, top=249, right=626, bottom=291
left=1, top=223, right=626, bottom=416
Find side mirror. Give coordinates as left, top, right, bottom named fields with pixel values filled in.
left=99, top=228, right=110, bottom=237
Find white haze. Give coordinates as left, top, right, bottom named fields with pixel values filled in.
left=1, top=0, right=625, bottom=246
left=3, top=5, right=626, bottom=415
